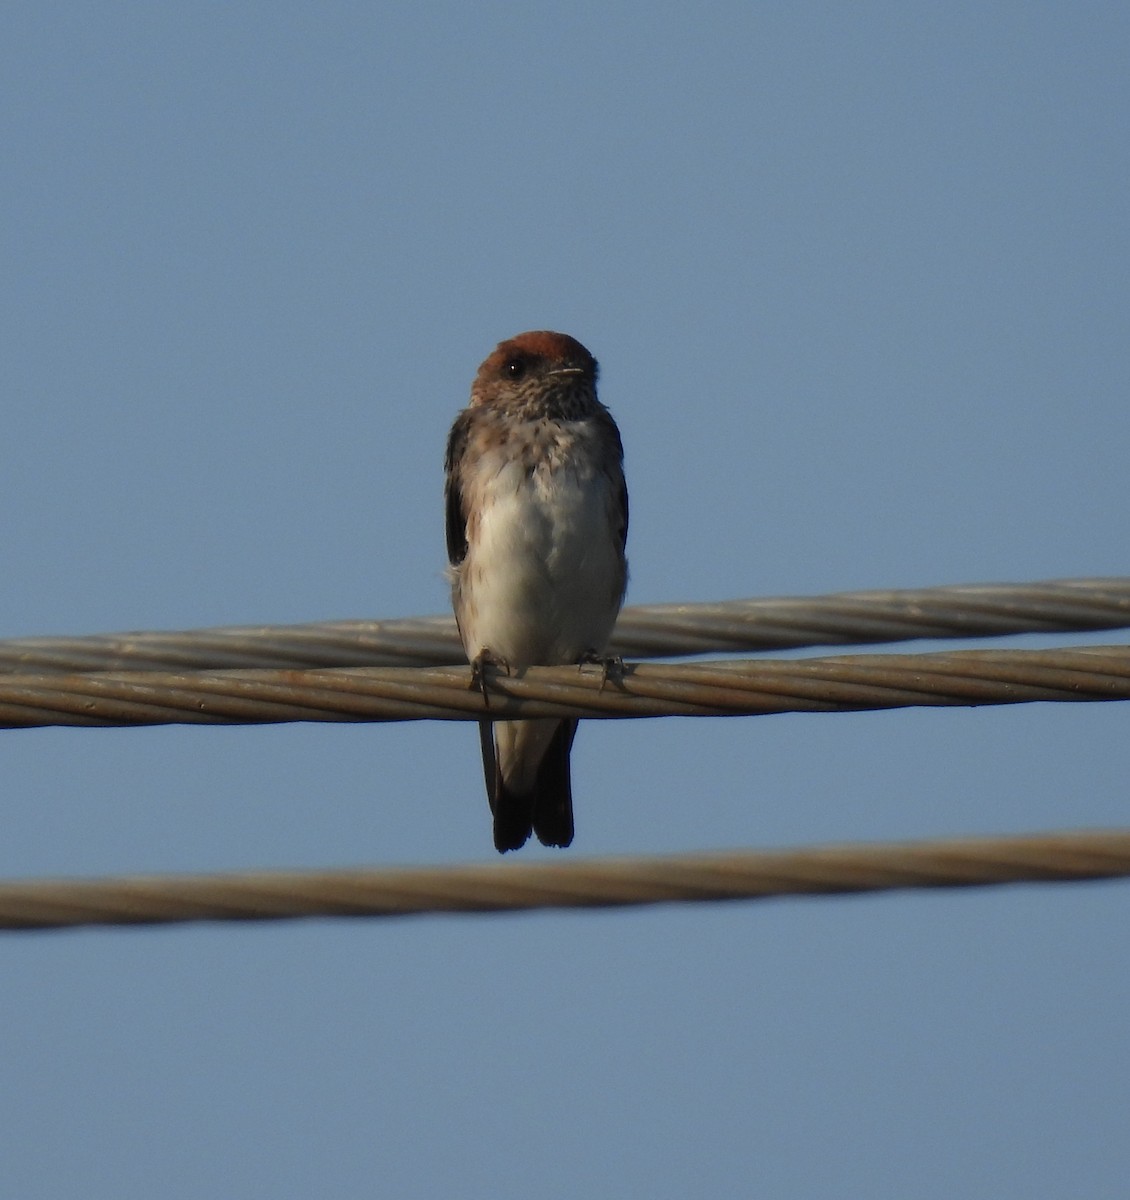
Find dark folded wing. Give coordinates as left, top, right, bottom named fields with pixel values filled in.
left=443, top=412, right=471, bottom=566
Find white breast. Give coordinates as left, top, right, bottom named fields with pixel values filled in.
left=455, top=457, right=624, bottom=667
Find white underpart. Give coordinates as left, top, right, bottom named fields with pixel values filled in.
left=492, top=719, right=560, bottom=793
left=457, top=457, right=622, bottom=668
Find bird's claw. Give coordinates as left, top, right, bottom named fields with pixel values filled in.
left=577, top=649, right=624, bottom=691
left=470, top=649, right=511, bottom=706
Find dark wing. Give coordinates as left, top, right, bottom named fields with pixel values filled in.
left=600, top=408, right=629, bottom=550
left=616, top=476, right=629, bottom=550
left=443, top=411, right=472, bottom=567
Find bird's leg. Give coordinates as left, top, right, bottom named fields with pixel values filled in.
left=470, top=648, right=511, bottom=707
left=577, top=648, right=624, bottom=691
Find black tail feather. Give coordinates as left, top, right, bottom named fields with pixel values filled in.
left=479, top=719, right=578, bottom=853
left=531, top=719, right=577, bottom=849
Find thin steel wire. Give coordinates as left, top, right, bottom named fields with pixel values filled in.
left=0, top=578, right=1127, bottom=672
left=1, top=829, right=1126, bottom=930
left=0, top=644, right=1125, bottom=729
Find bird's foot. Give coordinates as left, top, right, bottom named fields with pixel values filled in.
left=470, top=649, right=511, bottom=706
left=577, top=649, right=624, bottom=691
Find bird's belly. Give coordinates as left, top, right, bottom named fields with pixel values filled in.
left=456, top=472, right=623, bottom=666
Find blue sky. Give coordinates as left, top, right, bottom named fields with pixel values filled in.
left=2, top=4, right=1128, bottom=1197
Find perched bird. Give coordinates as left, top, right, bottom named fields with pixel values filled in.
left=444, top=331, right=629, bottom=852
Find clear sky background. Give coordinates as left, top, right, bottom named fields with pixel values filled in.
left=2, top=4, right=1128, bottom=1197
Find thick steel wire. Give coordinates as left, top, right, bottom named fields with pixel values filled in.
left=0, top=578, right=1127, bottom=672
left=2, top=829, right=1126, bottom=930
left=0, top=644, right=1125, bottom=729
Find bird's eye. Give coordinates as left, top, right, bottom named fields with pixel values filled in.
left=503, top=357, right=527, bottom=380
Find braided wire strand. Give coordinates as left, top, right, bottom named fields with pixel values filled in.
left=1, top=830, right=1126, bottom=930
left=0, top=644, right=1124, bottom=729
left=0, top=578, right=1127, bottom=673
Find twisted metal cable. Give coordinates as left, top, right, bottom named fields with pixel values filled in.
left=0, top=644, right=1126, bottom=729
left=0, top=578, right=1127, bottom=673
left=2, top=829, right=1126, bottom=930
